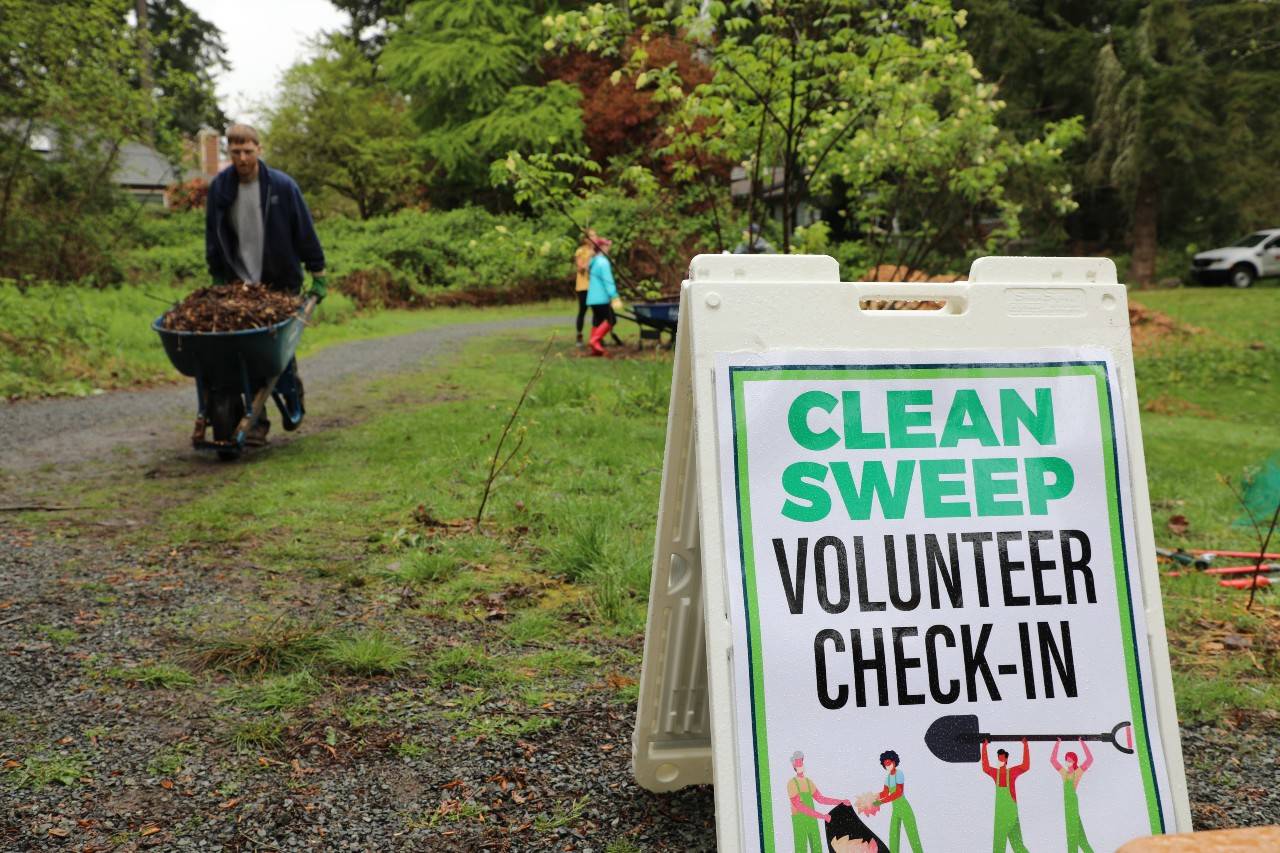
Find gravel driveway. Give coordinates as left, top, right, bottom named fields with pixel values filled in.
left=0, top=316, right=563, bottom=476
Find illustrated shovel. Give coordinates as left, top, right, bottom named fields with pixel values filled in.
left=924, top=713, right=1135, bottom=763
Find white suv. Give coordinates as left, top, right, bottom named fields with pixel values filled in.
left=1190, top=229, right=1280, bottom=288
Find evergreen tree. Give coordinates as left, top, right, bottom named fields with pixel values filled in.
left=383, top=0, right=586, bottom=206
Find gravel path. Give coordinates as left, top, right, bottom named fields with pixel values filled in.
left=0, top=316, right=562, bottom=476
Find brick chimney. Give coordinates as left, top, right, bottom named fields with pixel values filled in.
left=197, top=127, right=221, bottom=177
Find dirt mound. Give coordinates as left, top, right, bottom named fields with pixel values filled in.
left=863, top=264, right=965, bottom=283
left=855, top=265, right=961, bottom=311
left=1128, top=300, right=1201, bottom=351
left=162, top=282, right=300, bottom=333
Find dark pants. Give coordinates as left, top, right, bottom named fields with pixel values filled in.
left=591, top=304, right=615, bottom=327
left=576, top=291, right=589, bottom=335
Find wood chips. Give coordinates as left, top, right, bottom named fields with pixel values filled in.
left=162, top=282, right=300, bottom=333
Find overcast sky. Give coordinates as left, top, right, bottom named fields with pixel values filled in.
left=186, top=0, right=349, bottom=126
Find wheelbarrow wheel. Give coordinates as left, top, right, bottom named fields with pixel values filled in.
left=208, top=389, right=244, bottom=461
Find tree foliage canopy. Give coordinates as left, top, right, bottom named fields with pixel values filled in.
left=383, top=1, right=586, bottom=202
left=264, top=36, right=424, bottom=219
left=0, top=0, right=158, bottom=280
left=538, top=0, right=1080, bottom=270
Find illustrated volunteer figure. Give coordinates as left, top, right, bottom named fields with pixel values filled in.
left=1051, top=738, right=1095, bottom=853
left=873, top=750, right=924, bottom=852
left=205, top=123, right=327, bottom=445
left=786, top=750, right=850, bottom=853
left=981, top=738, right=1031, bottom=853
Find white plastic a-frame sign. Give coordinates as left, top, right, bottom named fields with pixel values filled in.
left=633, top=255, right=1190, bottom=852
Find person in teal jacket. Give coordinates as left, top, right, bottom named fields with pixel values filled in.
left=585, top=236, right=619, bottom=356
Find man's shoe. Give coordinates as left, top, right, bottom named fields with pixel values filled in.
left=245, top=418, right=271, bottom=447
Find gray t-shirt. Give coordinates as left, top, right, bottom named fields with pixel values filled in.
left=231, top=179, right=264, bottom=283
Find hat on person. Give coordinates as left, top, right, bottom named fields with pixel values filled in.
left=593, top=236, right=613, bottom=251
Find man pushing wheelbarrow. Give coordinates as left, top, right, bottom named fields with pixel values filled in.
left=202, top=123, right=327, bottom=448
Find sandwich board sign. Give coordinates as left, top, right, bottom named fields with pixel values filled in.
left=632, top=255, right=1191, bottom=852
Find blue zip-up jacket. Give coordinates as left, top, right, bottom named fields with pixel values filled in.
left=586, top=253, right=618, bottom=306
left=205, top=161, right=325, bottom=293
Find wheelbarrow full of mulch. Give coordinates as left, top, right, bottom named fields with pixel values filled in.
left=617, top=298, right=679, bottom=348
left=153, top=283, right=318, bottom=460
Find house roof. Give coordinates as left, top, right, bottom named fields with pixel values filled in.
left=114, top=141, right=188, bottom=188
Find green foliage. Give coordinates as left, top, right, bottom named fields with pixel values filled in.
left=5, top=753, right=85, bottom=789
left=502, top=610, right=560, bottom=646
left=224, top=670, right=321, bottom=711
left=968, top=2, right=1280, bottom=272
left=0, top=278, right=188, bottom=398
left=540, top=0, right=1080, bottom=271
left=424, top=644, right=503, bottom=687
left=385, top=1, right=586, bottom=199
left=137, top=0, right=230, bottom=138
left=227, top=717, right=285, bottom=752
left=107, top=662, right=196, bottom=689
left=0, top=0, right=159, bottom=281
left=35, top=624, right=78, bottom=647
left=322, top=207, right=574, bottom=303
left=264, top=36, right=424, bottom=219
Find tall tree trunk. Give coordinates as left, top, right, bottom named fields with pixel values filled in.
left=1130, top=171, right=1159, bottom=288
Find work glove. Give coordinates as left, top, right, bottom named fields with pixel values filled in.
left=307, top=274, right=328, bottom=303
left=610, top=296, right=623, bottom=311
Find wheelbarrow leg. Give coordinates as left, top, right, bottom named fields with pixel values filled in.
left=191, top=374, right=209, bottom=447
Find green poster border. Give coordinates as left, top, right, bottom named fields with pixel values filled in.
left=726, top=362, right=1164, bottom=851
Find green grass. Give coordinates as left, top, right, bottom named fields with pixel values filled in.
left=107, top=662, right=196, bottom=689
left=1126, top=287, right=1280, bottom=720
left=223, top=670, right=321, bottom=711
left=1133, top=287, right=1280, bottom=551
left=227, top=717, right=285, bottom=752
left=35, top=624, right=79, bottom=647
left=186, top=619, right=331, bottom=676
left=533, top=795, right=591, bottom=832
left=324, top=632, right=413, bottom=676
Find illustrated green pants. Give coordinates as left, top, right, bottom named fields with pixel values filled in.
left=890, top=796, right=925, bottom=853
left=1064, top=781, right=1094, bottom=853
left=992, top=786, right=1029, bottom=853
left=791, top=812, right=823, bottom=853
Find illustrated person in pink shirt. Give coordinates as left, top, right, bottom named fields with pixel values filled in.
left=786, top=750, right=850, bottom=852
left=981, top=739, right=1030, bottom=853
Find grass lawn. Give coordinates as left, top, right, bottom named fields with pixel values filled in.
left=1134, top=286, right=1280, bottom=722
left=0, top=280, right=572, bottom=399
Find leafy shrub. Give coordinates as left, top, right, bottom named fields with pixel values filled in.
left=321, top=207, right=575, bottom=305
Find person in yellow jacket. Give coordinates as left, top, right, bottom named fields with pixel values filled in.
left=573, top=229, right=597, bottom=348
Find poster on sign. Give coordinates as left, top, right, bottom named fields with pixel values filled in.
left=715, top=347, right=1178, bottom=853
